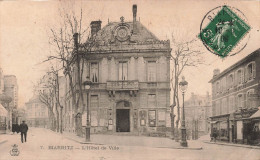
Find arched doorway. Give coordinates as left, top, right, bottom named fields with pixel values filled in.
left=116, top=101, right=130, bottom=132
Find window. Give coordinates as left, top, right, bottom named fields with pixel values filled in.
left=216, top=81, right=220, bottom=93
left=118, top=62, right=128, bottom=80
left=90, top=95, right=98, bottom=108
left=90, top=62, right=98, bottom=82
left=148, top=94, right=156, bottom=108
left=246, top=89, right=255, bottom=108
left=229, top=96, right=235, bottom=113
left=222, top=98, right=227, bottom=114
left=228, top=74, right=234, bottom=88
left=221, top=77, right=226, bottom=92
left=246, top=62, right=256, bottom=81
left=236, top=69, right=244, bottom=85
left=212, top=102, right=216, bottom=116
left=237, top=94, right=244, bottom=109
left=216, top=101, right=220, bottom=115
left=147, top=61, right=156, bottom=82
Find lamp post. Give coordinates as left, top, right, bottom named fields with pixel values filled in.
left=179, top=76, right=188, bottom=147
left=83, top=77, right=92, bottom=142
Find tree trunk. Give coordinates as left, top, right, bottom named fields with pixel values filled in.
left=170, top=112, right=175, bottom=139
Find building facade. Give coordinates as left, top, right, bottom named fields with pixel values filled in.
left=209, top=48, right=260, bottom=145
left=25, top=94, right=49, bottom=128
left=64, top=5, right=171, bottom=135
left=184, top=92, right=212, bottom=140
left=3, top=75, right=18, bottom=109
left=0, top=70, right=16, bottom=133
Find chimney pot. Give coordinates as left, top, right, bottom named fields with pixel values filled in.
left=132, top=4, right=137, bottom=34
left=133, top=4, right=137, bottom=21
left=213, top=69, right=220, bottom=77
left=73, top=33, right=79, bottom=48
left=90, top=21, right=102, bottom=37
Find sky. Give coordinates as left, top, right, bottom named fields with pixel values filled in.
left=0, top=0, right=259, bottom=108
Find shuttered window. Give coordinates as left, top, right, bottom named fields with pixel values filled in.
left=90, top=63, right=98, bottom=82
left=119, top=62, right=128, bottom=80
left=147, top=61, right=156, bottom=82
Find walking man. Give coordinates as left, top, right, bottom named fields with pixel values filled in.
left=20, top=120, right=28, bottom=143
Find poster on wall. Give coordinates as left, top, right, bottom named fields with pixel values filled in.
left=91, top=111, right=98, bottom=127
left=148, top=110, right=156, bottom=127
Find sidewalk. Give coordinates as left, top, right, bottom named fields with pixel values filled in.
left=61, top=131, right=203, bottom=150
left=0, top=131, right=15, bottom=145
left=198, top=134, right=260, bottom=150
left=203, top=140, right=260, bottom=150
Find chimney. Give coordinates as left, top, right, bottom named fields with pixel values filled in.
left=132, top=4, right=137, bottom=34
left=73, top=33, right=79, bottom=48
left=90, top=21, right=102, bottom=37
left=213, top=69, right=220, bottom=77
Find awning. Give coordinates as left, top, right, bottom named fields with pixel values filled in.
left=0, top=104, right=8, bottom=117
left=250, top=108, right=260, bottom=119
left=210, top=121, right=218, bottom=124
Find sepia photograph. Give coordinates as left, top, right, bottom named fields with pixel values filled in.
left=0, top=0, right=259, bottom=160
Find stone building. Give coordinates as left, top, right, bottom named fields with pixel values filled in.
left=3, top=75, right=18, bottom=109
left=25, top=94, right=49, bottom=128
left=184, top=92, right=212, bottom=140
left=64, top=5, right=171, bottom=135
left=209, top=48, right=260, bottom=145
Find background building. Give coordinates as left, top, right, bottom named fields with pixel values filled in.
left=0, top=69, right=15, bottom=133
left=25, top=94, right=49, bottom=128
left=209, top=48, right=260, bottom=144
left=64, top=5, right=171, bottom=136
left=3, top=75, right=18, bottom=109
left=184, top=92, right=212, bottom=140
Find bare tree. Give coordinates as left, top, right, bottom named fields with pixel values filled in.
left=37, top=73, right=56, bottom=131
left=44, top=4, right=95, bottom=136
left=170, top=35, right=205, bottom=140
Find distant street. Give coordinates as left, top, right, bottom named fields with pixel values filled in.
left=0, top=128, right=259, bottom=160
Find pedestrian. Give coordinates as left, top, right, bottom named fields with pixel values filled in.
left=19, top=120, right=28, bottom=143
left=213, top=129, right=217, bottom=143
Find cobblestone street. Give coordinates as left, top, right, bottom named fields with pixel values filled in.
left=0, top=128, right=259, bottom=160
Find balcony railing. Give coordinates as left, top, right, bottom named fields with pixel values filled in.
left=106, top=80, right=139, bottom=91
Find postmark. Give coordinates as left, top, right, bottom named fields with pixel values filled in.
left=199, top=5, right=251, bottom=58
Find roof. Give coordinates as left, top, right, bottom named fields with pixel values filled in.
left=94, top=21, right=160, bottom=45
left=25, top=94, right=42, bottom=104
left=209, top=48, right=260, bottom=83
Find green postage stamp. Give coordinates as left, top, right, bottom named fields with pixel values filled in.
left=199, top=5, right=251, bottom=57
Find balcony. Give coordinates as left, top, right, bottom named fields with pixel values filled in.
left=106, top=80, right=139, bottom=91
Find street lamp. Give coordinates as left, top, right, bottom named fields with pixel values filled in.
left=179, top=76, right=188, bottom=147
left=83, top=76, right=92, bottom=142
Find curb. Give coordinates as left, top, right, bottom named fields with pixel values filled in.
left=203, top=141, right=260, bottom=150
left=156, top=146, right=203, bottom=150
left=65, top=136, right=203, bottom=150
left=65, top=136, right=105, bottom=145
left=0, top=140, right=8, bottom=145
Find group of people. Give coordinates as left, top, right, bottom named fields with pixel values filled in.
left=12, top=120, right=29, bottom=143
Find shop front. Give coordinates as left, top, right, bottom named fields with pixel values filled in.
left=248, top=108, right=260, bottom=145
left=210, top=114, right=229, bottom=142
left=229, top=108, right=259, bottom=144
